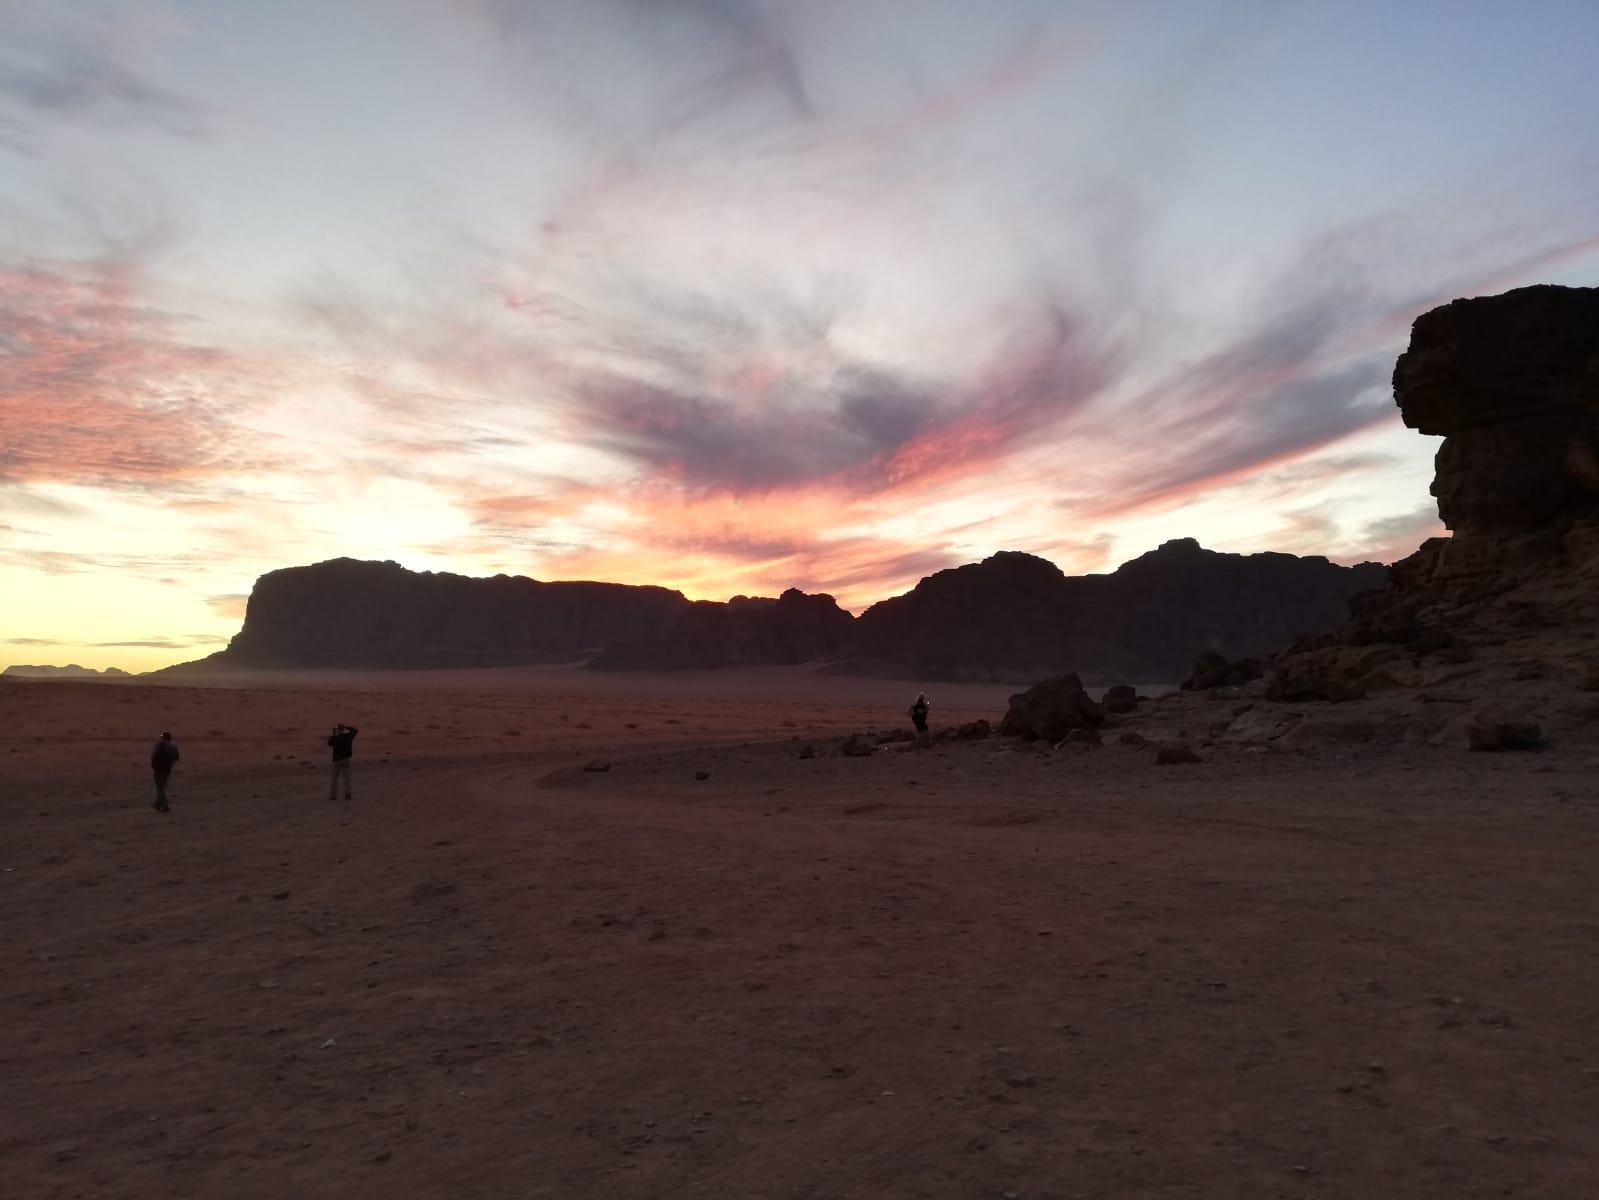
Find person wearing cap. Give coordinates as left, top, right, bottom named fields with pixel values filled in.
left=150, top=731, right=180, bottom=813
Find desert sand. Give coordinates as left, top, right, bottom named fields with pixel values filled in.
left=3, top=669, right=1597, bottom=1199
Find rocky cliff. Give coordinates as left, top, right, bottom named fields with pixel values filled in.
left=844, top=541, right=1385, bottom=683
left=180, top=558, right=692, bottom=670
left=1396, top=284, right=1599, bottom=538
left=170, top=542, right=1386, bottom=679
left=1146, top=285, right=1599, bottom=749
left=589, top=588, right=855, bottom=670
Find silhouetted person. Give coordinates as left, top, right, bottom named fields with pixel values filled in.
left=150, top=731, right=179, bottom=813
left=327, top=724, right=358, bottom=800
left=908, top=692, right=930, bottom=741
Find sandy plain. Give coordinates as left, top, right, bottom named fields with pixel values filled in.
left=2, top=667, right=1597, bottom=1199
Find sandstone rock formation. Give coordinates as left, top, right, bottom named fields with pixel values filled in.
left=998, top=674, right=1105, bottom=741
left=1179, top=652, right=1264, bottom=691
left=169, top=539, right=1381, bottom=680
left=1396, top=284, right=1599, bottom=539
left=846, top=541, right=1384, bottom=683
left=1125, top=285, right=1599, bottom=750
left=1102, top=684, right=1139, bottom=713
left=173, top=558, right=691, bottom=671
left=589, top=588, right=854, bottom=670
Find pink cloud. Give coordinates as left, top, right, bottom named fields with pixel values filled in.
left=0, top=253, right=267, bottom=488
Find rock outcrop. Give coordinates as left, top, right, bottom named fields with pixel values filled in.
left=1276, top=286, right=1599, bottom=684
left=1125, top=285, right=1599, bottom=750
left=846, top=542, right=1384, bottom=683
left=998, top=674, right=1105, bottom=741
left=174, top=559, right=692, bottom=671
left=1179, top=651, right=1264, bottom=691
left=588, top=588, right=854, bottom=670
left=1396, top=284, right=1599, bottom=539
left=170, top=540, right=1383, bottom=679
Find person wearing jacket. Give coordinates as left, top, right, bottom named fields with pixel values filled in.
left=327, top=723, right=359, bottom=800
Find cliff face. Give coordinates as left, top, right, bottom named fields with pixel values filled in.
left=589, top=588, right=855, bottom=670
left=846, top=541, right=1386, bottom=683
left=1087, top=539, right=1388, bottom=677
left=1395, top=284, right=1599, bottom=538
left=1250, top=284, right=1599, bottom=741
left=202, top=559, right=691, bottom=669
left=1348, top=284, right=1599, bottom=619
left=170, top=542, right=1390, bottom=681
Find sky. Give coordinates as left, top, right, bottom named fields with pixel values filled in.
left=2, top=0, right=1597, bottom=672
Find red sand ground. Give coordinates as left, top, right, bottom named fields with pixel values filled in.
left=3, top=670, right=1597, bottom=1199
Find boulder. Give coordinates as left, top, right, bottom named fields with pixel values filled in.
left=956, top=719, right=993, bottom=739
left=1181, top=652, right=1265, bottom=691
left=1181, top=651, right=1230, bottom=690
left=1102, top=684, right=1138, bottom=713
left=841, top=735, right=876, bottom=757
left=1265, top=669, right=1366, bottom=704
left=998, top=674, right=1105, bottom=741
left=1466, top=718, right=1544, bottom=752
left=1060, top=728, right=1102, bottom=748
left=1117, top=731, right=1148, bottom=747
left=1155, top=743, right=1204, bottom=765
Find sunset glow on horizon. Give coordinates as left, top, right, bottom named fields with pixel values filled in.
left=3, top=1, right=1598, bottom=671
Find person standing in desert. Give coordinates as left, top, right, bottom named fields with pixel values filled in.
left=150, top=731, right=180, bottom=813
left=908, top=692, right=931, bottom=742
left=327, top=723, right=359, bottom=800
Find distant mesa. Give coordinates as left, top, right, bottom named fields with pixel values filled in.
left=163, top=557, right=690, bottom=673
left=837, top=541, right=1384, bottom=683
left=3, top=664, right=132, bottom=679
left=164, top=542, right=1386, bottom=684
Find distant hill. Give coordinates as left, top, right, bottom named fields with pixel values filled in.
left=161, top=544, right=1387, bottom=683
left=3, top=664, right=133, bottom=679
left=842, top=539, right=1387, bottom=682
left=590, top=588, right=855, bottom=670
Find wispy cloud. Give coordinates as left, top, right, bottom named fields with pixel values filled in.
left=0, top=6, right=210, bottom=152
left=6, top=633, right=223, bottom=648
left=204, top=594, right=249, bottom=620
left=1351, top=504, right=1446, bottom=564
left=0, top=247, right=268, bottom=489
